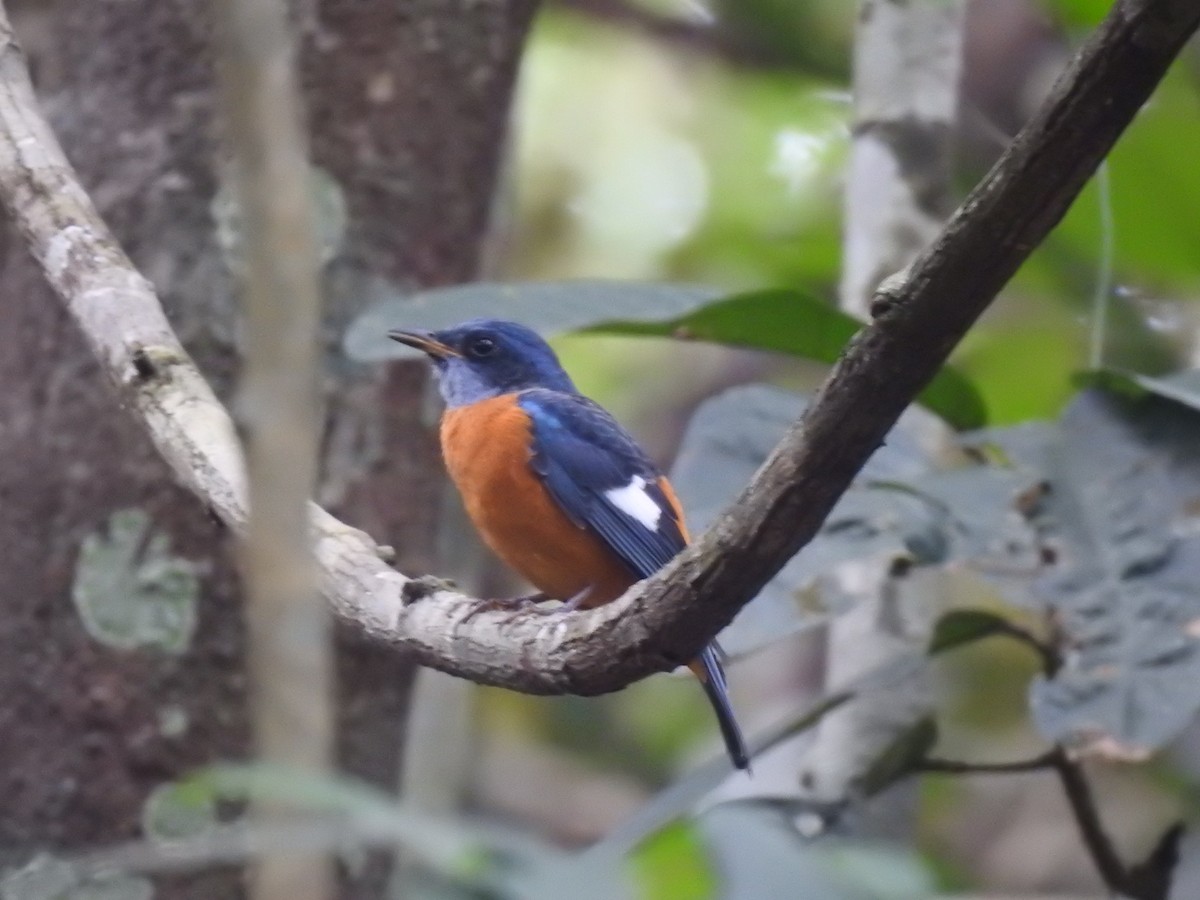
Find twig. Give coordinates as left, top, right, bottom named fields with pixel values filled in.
left=794, top=0, right=966, bottom=822
left=211, top=0, right=332, bottom=897
left=1050, top=747, right=1131, bottom=896
left=917, top=751, right=1057, bottom=775
left=918, top=745, right=1132, bottom=894
left=0, top=0, right=1194, bottom=694
left=993, top=620, right=1061, bottom=677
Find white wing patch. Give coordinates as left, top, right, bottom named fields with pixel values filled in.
left=604, top=475, right=662, bottom=531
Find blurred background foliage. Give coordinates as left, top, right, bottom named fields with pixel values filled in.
left=426, top=0, right=1200, bottom=895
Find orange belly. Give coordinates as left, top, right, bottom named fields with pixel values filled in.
left=441, top=395, right=635, bottom=607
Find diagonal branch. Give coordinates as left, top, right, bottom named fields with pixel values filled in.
left=0, top=0, right=1196, bottom=696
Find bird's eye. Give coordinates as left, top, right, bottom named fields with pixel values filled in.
left=468, top=336, right=497, bottom=358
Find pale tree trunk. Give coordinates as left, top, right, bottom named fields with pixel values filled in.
left=797, top=0, right=965, bottom=834
left=0, top=1, right=536, bottom=896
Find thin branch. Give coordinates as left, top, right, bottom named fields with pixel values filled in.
left=211, top=0, right=333, bottom=897
left=918, top=745, right=1131, bottom=894
left=795, top=0, right=966, bottom=817
left=917, top=751, right=1058, bottom=775
left=993, top=620, right=1062, bottom=677
left=0, top=0, right=1195, bottom=695
left=1050, top=747, right=1132, bottom=896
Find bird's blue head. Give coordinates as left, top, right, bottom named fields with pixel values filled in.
left=388, top=318, right=578, bottom=408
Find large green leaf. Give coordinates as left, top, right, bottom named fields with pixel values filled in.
left=978, top=389, right=1200, bottom=759
left=343, top=280, right=724, bottom=362
left=1080, top=367, right=1200, bottom=416
left=180, top=764, right=486, bottom=875
left=928, top=609, right=1018, bottom=656
left=180, top=764, right=631, bottom=900
left=344, top=280, right=985, bottom=428
left=586, top=289, right=986, bottom=427
left=669, top=385, right=1036, bottom=658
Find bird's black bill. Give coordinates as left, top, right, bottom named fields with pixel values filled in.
left=387, top=329, right=461, bottom=359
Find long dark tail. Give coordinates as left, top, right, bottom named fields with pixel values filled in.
left=691, top=643, right=750, bottom=771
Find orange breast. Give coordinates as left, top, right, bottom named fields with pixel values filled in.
left=441, top=395, right=635, bottom=607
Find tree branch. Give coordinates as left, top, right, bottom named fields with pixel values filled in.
left=917, top=751, right=1058, bottom=775
left=1050, top=747, right=1132, bottom=896
left=792, top=0, right=966, bottom=828
left=0, top=0, right=1196, bottom=695
left=918, top=746, right=1133, bottom=893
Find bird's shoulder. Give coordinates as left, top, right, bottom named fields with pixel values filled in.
left=516, top=389, right=688, bottom=573
left=515, top=388, right=656, bottom=477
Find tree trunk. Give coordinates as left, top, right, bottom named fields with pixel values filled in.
left=0, top=1, right=536, bottom=896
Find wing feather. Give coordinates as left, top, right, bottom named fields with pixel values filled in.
left=518, top=390, right=685, bottom=578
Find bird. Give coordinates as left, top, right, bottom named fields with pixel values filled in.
left=388, top=318, right=750, bottom=771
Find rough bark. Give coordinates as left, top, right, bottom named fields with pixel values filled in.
left=0, top=2, right=536, bottom=898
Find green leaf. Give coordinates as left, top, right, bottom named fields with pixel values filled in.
left=584, top=287, right=852, bottom=357
left=181, top=764, right=486, bottom=875
left=1080, top=367, right=1200, bottom=415
left=71, top=509, right=198, bottom=653
left=928, top=610, right=1015, bottom=655
left=586, top=289, right=985, bottom=428
left=981, top=389, right=1200, bottom=758
left=669, top=385, right=1036, bottom=659
left=343, top=280, right=985, bottom=427
left=857, top=716, right=939, bottom=798
left=343, top=280, right=725, bottom=363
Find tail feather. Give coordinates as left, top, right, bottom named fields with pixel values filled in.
left=691, top=643, right=750, bottom=771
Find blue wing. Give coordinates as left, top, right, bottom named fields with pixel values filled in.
left=518, top=389, right=751, bottom=770
left=517, top=389, right=685, bottom=578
